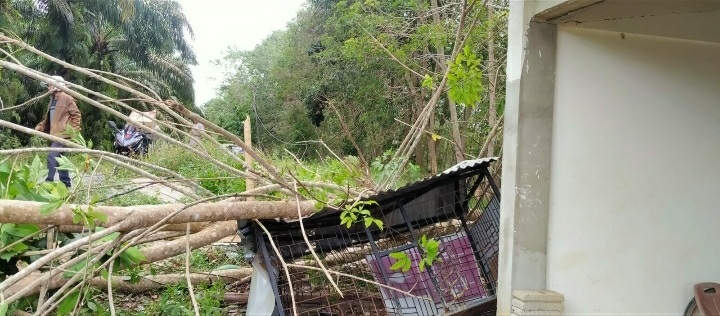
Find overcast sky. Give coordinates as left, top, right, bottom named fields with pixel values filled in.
left=177, top=0, right=306, bottom=106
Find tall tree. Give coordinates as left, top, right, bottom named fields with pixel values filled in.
left=0, top=0, right=198, bottom=149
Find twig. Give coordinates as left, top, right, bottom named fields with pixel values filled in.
left=168, top=101, right=288, bottom=190
left=293, top=181, right=343, bottom=297
left=0, top=60, right=252, bottom=188
left=34, top=238, right=121, bottom=315
left=326, top=101, right=371, bottom=178
left=0, top=92, right=49, bottom=113
left=0, top=121, right=205, bottom=199
left=286, top=264, right=434, bottom=302
left=477, top=113, right=504, bottom=158
left=108, top=258, right=116, bottom=316
left=254, top=220, right=298, bottom=316
left=0, top=147, right=211, bottom=196
left=0, top=226, right=51, bottom=254
left=185, top=224, right=200, bottom=316
left=0, top=224, right=123, bottom=295
left=359, top=25, right=424, bottom=79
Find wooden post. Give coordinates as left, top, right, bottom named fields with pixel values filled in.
left=243, top=115, right=255, bottom=201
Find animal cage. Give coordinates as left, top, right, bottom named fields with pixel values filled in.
left=242, top=158, right=500, bottom=316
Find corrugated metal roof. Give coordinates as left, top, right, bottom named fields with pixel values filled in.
left=305, top=157, right=498, bottom=220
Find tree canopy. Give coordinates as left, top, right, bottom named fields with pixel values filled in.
left=0, top=0, right=197, bottom=150
left=205, top=0, right=508, bottom=176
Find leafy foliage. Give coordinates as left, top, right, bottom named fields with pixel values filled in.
left=389, top=234, right=441, bottom=273
left=0, top=0, right=197, bottom=150
left=339, top=200, right=382, bottom=229
left=203, top=0, right=509, bottom=177
left=448, top=45, right=484, bottom=106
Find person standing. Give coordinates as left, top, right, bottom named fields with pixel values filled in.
left=35, top=75, right=82, bottom=188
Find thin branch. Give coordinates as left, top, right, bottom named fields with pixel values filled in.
left=108, top=257, right=116, bottom=316
left=185, top=224, right=200, bottom=316
left=0, top=120, right=204, bottom=200
left=0, top=92, right=50, bottom=113
left=293, top=181, right=343, bottom=297
left=254, top=220, right=298, bottom=316
left=478, top=113, right=504, bottom=158
left=0, top=226, right=51, bottom=254
left=0, top=224, right=123, bottom=295
left=287, top=264, right=434, bottom=302
left=360, top=25, right=424, bottom=79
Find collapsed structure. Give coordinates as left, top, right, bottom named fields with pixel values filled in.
left=241, top=158, right=501, bottom=315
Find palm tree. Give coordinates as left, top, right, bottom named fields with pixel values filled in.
left=0, top=0, right=198, bottom=148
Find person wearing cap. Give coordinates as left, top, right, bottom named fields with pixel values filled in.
left=34, top=75, right=82, bottom=188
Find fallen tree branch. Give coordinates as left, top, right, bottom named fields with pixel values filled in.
left=0, top=147, right=212, bottom=196
left=0, top=119, right=203, bottom=200
left=101, top=269, right=253, bottom=293
left=0, top=199, right=318, bottom=227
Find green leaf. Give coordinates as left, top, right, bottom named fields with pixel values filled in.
left=39, top=200, right=63, bottom=216
left=87, top=301, right=97, bottom=312
left=363, top=217, right=373, bottom=228
left=119, top=246, right=146, bottom=266
left=88, top=208, right=108, bottom=224
left=403, top=258, right=411, bottom=272
left=57, top=291, right=80, bottom=316
left=55, top=156, right=76, bottom=171
left=63, top=260, right=90, bottom=278
left=374, top=219, right=384, bottom=230
left=421, top=74, right=433, bottom=89
left=0, top=302, right=7, bottom=316
left=29, top=155, right=46, bottom=184
left=389, top=252, right=405, bottom=259
left=389, top=259, right=404, bottom=271
left=3, top=224, right=40, bottom=237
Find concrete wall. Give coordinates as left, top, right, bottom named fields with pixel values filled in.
left=546, top=26, right=720, bottom=315
left=498, top=1, right=565, bottom=314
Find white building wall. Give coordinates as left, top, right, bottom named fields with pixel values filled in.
left=547, top=26, right=720, bottom=315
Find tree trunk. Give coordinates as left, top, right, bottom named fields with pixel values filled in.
left=430, top=0, right=465, bottom=164
left=405, top=71, right=426, bottom=170
left=428, top=106, right=438, bottom=174
left=0, top=199, right=317, bottom=228
left=486, top=1, right=497, bottom=157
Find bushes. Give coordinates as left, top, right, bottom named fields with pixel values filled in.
left=143, top=142, right=246, bottom=195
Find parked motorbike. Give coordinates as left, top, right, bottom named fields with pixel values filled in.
left=108, top=121, right=152, bottom=156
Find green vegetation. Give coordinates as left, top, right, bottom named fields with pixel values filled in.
left=0, top=0, right=509, bottom=314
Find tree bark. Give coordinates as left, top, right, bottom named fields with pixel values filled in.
left=0, top=199, right=318, bottom=228
left=486, top=1, right=498, bottom=157
left=405, top=71, right=426, bottom=170
left=431, top=0, right=465, bottom=164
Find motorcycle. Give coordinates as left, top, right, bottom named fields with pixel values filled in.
left=108, top=121, right=152, bottom=156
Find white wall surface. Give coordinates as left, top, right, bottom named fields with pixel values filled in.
left=547, top=27, right=720, bottom=315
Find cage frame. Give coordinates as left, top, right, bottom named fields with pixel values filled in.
left=245, top=158, right=501, bottom=316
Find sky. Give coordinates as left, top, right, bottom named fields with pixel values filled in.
left=177, top=0, right=306, bottom=106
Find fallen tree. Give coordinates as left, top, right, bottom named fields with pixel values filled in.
left=0, top=199, right=317, bottom=227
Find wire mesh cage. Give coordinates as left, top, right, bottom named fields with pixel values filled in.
left=248, top=158, right=500, bottom=316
